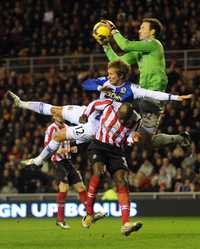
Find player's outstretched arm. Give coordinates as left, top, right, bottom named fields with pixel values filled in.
left=82, top=77, right=107, bottom=91
left=112, top=32, right=156, bottom=52
left=131, top=85, right=192, bottom=101
left=103, top=44, right=120, bottom=62
left=102, top=19, right=156, bottom=52
left=93, top=20, right=139, bottom=64
left=104, top=45, right=139, bottom=64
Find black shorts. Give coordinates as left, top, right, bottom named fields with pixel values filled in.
left=54, top=159, right=82, bottom=185
left=88, top=140, right=128, bottom=176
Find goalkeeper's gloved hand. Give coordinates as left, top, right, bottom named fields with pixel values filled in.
left=100, top=19, right=118, bottom=35
left=101, top=19, right=116, bottom=31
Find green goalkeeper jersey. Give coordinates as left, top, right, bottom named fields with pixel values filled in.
left=104, top=32, right=168, bottom=92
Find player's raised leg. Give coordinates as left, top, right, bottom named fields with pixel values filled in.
left=8, top=90, right=54, bottom=115
left=7, top=90, right=86, bottom=125
left=140, top=111, right=192, bottom=154
left=21, top=128, right=66, bottom=167
left=21, top=121, right=95, bottom=167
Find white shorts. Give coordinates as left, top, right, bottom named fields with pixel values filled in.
left=62, top=105, right=86, bottom=125
left=67, top=122, right=96, bottom=144
left=66, top=112, right=100, bottom=144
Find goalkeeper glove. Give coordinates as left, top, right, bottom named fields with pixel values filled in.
left=100, top=19, right=118, bottom=35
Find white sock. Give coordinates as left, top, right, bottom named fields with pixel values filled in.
left=33, top=156, right=43, bottom=166
left=21, top=102, right=53, bottom=115
left=35, top=139, right=60, bottom=164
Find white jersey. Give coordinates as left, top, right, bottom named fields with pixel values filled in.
left=62, top=105, right=86, bottom=125
left=67, top=115, right=98, bottom=144
left=60, top=104, right=97, bottom=144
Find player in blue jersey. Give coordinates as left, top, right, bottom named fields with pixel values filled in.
left=82, top=60, right=192, bottom=151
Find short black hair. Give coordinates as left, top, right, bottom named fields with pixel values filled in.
left=143, top=18, right=164, bottom=37
left=119, top=103, right=138, bottom=128
left=108, top=60, right=131, bottom=82
left=119, top=102, right=133, bottom=118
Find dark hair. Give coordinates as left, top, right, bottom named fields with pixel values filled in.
left=143, top=18, right=164, bottom=37
left=108, top=60, right=131, bottom=82
left=119, top=102, right=138, bottom=128
left=119, top=102, right=133, bottom=117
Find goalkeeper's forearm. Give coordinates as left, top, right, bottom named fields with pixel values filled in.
left=103, top=44, right=120, bottom=62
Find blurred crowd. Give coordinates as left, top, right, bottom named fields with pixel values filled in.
left=0, top=0, right=200, bottom=194
left=0, top=0, right=200, bottom=57
left=0, top=61, right=200, bottom=194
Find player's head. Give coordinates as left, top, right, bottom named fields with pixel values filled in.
left=139, top=18, right=163, bottom=40
left=118, top=102, right=138, bottom=128
left=108, top=60, right=131, bottom=85
left=53, top=114, right=64, bottom=127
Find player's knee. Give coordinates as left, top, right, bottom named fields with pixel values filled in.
left=73, top=182, right=86, bottom=192
left=115, top=178, right=126, bottom=187
left=59, top=181, right=69, bottom=192
left=51, top=107, right=62, bottom=116
left=113, top=170, right=127, bottom=187
left=52, top=132, right=59, bottom=141
left=53, top=130, right=65, bottom=142
left=93, top=162, right=105, bottom=177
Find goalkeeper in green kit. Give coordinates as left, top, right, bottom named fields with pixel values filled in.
left=93, top=18, right=191, bottom=152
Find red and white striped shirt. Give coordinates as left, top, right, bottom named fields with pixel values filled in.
left=84, top=99, right=141, bottom=147
left=44, top=122, right=71, bottom=162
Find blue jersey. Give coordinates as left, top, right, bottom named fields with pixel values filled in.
left=82, top=77, right=134, bottom=102
left=82, top=77, right=178, bottom=110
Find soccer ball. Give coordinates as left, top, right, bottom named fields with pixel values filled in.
left=93, top=22, right=111, bottom=43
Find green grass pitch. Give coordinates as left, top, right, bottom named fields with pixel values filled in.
left=0, top=217, right=200, bottom=249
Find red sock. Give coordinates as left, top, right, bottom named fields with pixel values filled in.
left=86, top=175, right=100, bottom=215
left=57, top=192, right=66, bottom=222
left=117, top=186, right=130, bottom=225
left=78, top=190, right=87, bottom=208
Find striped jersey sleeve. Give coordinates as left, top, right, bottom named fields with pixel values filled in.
left=83, top=99, right=113, bottom=117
